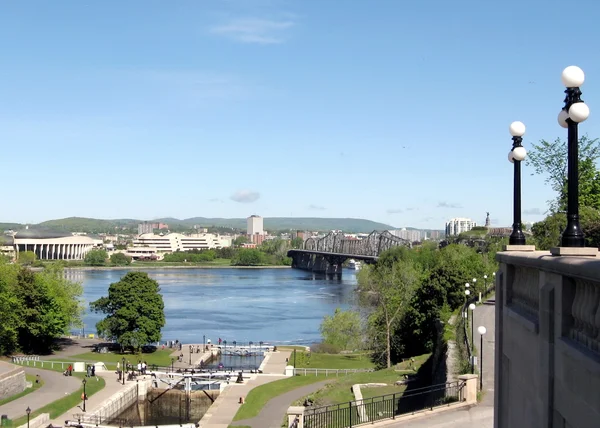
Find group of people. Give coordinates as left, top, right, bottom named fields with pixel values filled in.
left=115, top=360, right=148, bottom=382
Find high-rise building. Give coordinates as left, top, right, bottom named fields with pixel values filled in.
left=445, top=218, right=477, bottom=236
left=389, top=228, right=421, bottom=242
left=138, top=222, right=153, bottom=235
left=247, top=215, right=264, bottom=236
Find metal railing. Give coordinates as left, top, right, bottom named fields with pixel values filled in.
left=149, top=365, right=261, bottom=373
left=11, top=358, right=71, bottom=370
left=303, top=381, right=464, bottom=428
left=293, top=368, right=374, bottom=377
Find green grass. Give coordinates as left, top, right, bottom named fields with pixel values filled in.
left=232, top=375, right=328, bottom=421
left=7, top=374, right=105, bottom=427
left=361, top=384, right=407, bottom=399
left=69, top=349, right=174, bottom=367
left=0, top=374, right=44, bottom=406
left=295, top=353, right=430, bottom=407
left=294, top=352, right=375, bottom=369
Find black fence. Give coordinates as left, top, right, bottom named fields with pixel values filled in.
left=148, top=365, right=261, bottom=373
left=303, top=381, right=463, bottom=428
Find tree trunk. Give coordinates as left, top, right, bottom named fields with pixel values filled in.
left=386, top=323, right=391, bottom=368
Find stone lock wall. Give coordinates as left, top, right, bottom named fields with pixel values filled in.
left=0, top=362, right=26, bottom=400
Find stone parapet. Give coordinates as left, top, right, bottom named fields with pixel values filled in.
left=495, top=250, right=600, bottom=428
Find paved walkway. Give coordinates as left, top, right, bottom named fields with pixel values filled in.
left=232, top=379, right=333, bottom=428
left=48, top=372, right=135, bottom=427
left=200, top=350, right=291, bottom=428
left=0, top=367, right=81, bottom=419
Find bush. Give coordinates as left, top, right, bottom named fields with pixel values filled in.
left=110, top=253, right=131, bottom=266
left=310, top=343, right=341, bottom=354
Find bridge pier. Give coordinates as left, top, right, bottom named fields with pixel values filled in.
left=290, top=252, right=344, bottom=276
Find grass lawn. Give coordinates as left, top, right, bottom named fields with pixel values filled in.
left=361, top=384, right=407, bottom=399
left=0, top=374, right=44, bottom=406
left=69, top=349, right=174, bottom=367
left=294, top=352, right=375, bottom=369
left=8, top=373, right=105, bottom=427
left=294, top=353, right=431, bottom=406
left=232, top=375, right=327, bottom=421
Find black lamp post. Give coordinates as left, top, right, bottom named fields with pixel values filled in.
left=122, top=357, right=126, bottom=385
left=82, top=378, right=87, bottom=412
left=469, top=303, right=476, bottom=373
left=189, top=345, right=192, bottom=365
left=508, top=121, right=527, bottom=245
left=478, top=326, right=487, bottom=391
left=26, top=406, right=31, bottom=428
left=203, top=334, right=206, bottom=351
left=171, top=357, right=175, bottom=373
left=557, top=66, right=590, bottom=247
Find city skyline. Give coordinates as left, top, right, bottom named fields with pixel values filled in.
left=1, top=1, right=599, bottom=228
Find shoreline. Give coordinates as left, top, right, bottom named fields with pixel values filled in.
left=62, top=265, right=292, bottom=271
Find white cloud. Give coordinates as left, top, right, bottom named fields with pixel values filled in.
left=437, top=201, right=462, bottom=209
left=230, top=190, right=260, bottom=203
left=523, top=208, right=543, bottom=215
left=210, top=18, right=294, bottom=44
left=308, top=204, right=325, bottom=211
left=386, top=209, right=403, bottom=214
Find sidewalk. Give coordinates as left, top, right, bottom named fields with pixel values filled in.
left=48, top=372, right=137, bottom=427
left=0, top=367, right=81, bottom=419
left=201, top=350, right=291, bottom=428
left=169, top=344, right=214, bottom=369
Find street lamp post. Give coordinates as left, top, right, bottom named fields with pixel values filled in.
left=203, top=335, right=206, bottom=351
left=483, top=275, right=488, bottom=293
left=122, top=357, right=126, bottom=385
left=171, top=357, right=174, bottom=374
left=189, top=345, right=192, bottom=365
left=82, top=378, right=87, bottom=412
left=478, top=326, right=487, bottom=391
left=469, top=303, right=476, bottom=373
left=557, top=66, right=590, bottom=247
left=508, top=121, right=528, bottom=245
left=26, top=407, right=31, bottom=428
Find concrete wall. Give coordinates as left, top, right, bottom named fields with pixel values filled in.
left=495, top=251, right=600, bottom=428
left=0, top=362, right=26, bottom=400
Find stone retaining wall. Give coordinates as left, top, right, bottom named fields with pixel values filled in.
left=0, top=362, right=26, bottom=400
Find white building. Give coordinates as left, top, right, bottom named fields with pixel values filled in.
left=132, top=233, right=230, bottom=252
left=389, top=228, right=421, bottom=242
left=12, top=230, right=102, bottom=260
left=445, top=218, right=477, bottom=236
left=247, top=215, right=264, bottom=236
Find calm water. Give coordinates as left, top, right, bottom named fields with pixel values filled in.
left=67, top=268, right=357, bottom=345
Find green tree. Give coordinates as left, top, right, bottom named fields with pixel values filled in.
left=231, top=248, right=266, bottom=266
left=17, top=251, right=36, bottom=266
left=84, top=249, right=108, bottom=266
left=527, top=136, right=600, bottom=211
left=319, top=308, right=362, bottom=352
left=234, top=236, right=248, bottom=246
left=110, top=252, right=132, bottom=266
left=0, top=262, right=21, bottom=354
left=291, top=237, right=304, bottom=249
left=357, top=257, right=419, bottom=368
left=531, top=205, right=600, bottom=250
left=90, top=272, right=165, bottom=350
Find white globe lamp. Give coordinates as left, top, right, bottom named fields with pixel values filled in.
left=509, top=121, right=526, bottom=137
left=558, top=110, right=569, bottom=128
left=469, top=303, right=476, bottom=311
left=569, top=102, right=590, bottom=123
left=562, top=66, right=585, bottom=87
left=478, top=326, right=487, bottom=335
left=512, top=146, right=527, bottom=161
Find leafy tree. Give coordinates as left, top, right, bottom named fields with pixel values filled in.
left=90, top=272, right=165, bottom=350
left=291, top=237, right=304, bottom=249
left=84, top=249, right=108, bottom=266
left=231, top=248, right=266, bottom=266
left=17, top=251, right=36, bottom=266
left=319, top=308, right=362, bottom=352
left=357, top=257, right=419, bottom=368
left=0, top=262, right=21, bottom=354
left=527, top=136, right=600, bottom=211
left=110, top=252, right=131, bottom=266
left=233, top=236, right=248, bottom=246
left=531, top=206, right=600, bottom=250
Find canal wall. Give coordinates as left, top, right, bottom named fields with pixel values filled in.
left=0, top=362, right=26, bottom=401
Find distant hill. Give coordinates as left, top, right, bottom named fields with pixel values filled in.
left=5, top=216, right=395, bottom=234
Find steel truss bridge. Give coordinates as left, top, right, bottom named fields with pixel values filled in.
left=287, top=230, right=411, bottom=276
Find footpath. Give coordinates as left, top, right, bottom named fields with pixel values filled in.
left=200, top=350, right=291, bottom=428
left=0, top=367, right=81, bottom=420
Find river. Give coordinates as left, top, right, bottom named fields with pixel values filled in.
left=67, top=267, right=358, bottom=346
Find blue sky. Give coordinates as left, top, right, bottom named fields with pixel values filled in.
left=1, top=0, right=599, bottom=229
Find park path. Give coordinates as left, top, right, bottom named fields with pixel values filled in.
left=0, top=367, right=81, bottom=419
left=232, top=379, right=334, bottom=428
left=48, top=372, right=135, bottom=427
left=200, top=350, right=291, bottom=428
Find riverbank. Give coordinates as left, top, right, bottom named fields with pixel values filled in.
left=31, top=265, right=292, bottom=271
